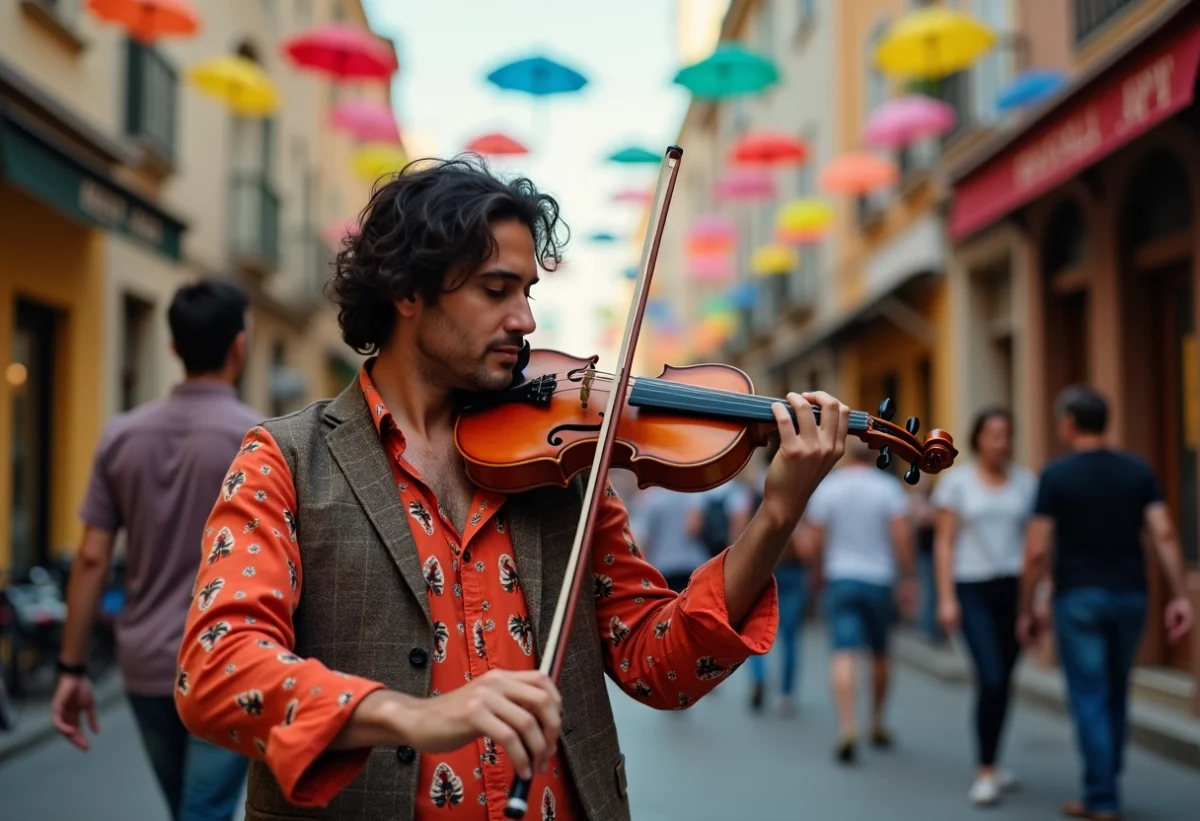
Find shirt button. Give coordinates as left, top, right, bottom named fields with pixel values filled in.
left=396, top=745, right=416, bottom=764
left=409, top=647, right=428, bottom=667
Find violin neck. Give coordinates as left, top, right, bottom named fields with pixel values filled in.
left=628, top=378, right=872, bottom=433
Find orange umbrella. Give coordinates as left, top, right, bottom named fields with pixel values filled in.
left=86, top=0, right=199, bottom=43
left=729, top=130, right=809, bottom=166
left=820, top=152, right=898, bottom=195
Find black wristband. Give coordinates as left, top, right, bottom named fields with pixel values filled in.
left=56, top=660, right=88, bottom=677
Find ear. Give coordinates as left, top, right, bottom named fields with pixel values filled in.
left=394, top=294, right=420, bottom=320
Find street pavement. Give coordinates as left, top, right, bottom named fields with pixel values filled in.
left=2, top=625, right=1195, bottom=820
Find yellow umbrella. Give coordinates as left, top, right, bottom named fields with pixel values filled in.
left=188, top=54, right=280, bottom=117
left=751, top=243, right=796, bottom=276
left=352, top=143, right=409, bottom=180
left=775, top=198, right=832, bottom=242
left=874, top=7, right=996, bottom=80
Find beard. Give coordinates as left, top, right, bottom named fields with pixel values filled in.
left=414, top=304, right=519, bottom=392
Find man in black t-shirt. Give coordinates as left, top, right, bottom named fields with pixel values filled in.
left=1018, top=385, right=1193, bottom=821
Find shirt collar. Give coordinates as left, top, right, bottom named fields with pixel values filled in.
left=358, top=359, right=399, bottom=442
left=171, top=379, right=238, bottom=398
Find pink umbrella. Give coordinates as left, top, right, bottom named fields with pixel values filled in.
left=330, top=100, right=400, bottom=143
left=688, top=252, right=735, bottom=281
left=714, top=167, right=776, bottom=202
left=613, top=188, right=653, bottom=205
left=282, top=22, right=397, bottom=81
left=864, top=95, right=956, bottom=149
left=687, top=214, right=736, bottom=239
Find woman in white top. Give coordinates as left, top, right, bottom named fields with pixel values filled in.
left=931, top=406, right=1036, bottom=808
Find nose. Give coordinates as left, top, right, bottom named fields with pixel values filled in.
left=506, top=296, right=536, bottom=337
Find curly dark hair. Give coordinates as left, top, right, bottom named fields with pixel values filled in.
left=327, top=154, right=568, bottom=354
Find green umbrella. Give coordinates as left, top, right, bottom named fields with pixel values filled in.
left=673, top=42, right=780, bottom=99
left=607, top=146, right=660, bottom=164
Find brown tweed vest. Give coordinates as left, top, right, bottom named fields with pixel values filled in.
left=242, top=380, right=631, bottom=821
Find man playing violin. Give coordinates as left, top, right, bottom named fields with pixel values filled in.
left=170, top=156, right=851, bottom=821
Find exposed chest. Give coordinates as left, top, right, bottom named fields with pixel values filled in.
left=398, top=437, right=476, bottom=533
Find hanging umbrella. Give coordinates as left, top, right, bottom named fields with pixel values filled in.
left=864, top=94, right=956, bottom=148
left=728, top=282, right=757, bottom=310
left=607, top=146, right=661, bottom=164
left=613, top=188, right=653, bottom=205
left=996, top=68, right=1068, bottom=112
left=751, top=243, right=796, bottom=276
left=486, top=55, right=589, bottom=96
left=352, top=144, right=408, bottom=180
left=874, top=7, right=997, bottom=80
left=282, top=22, right=398, bottom=81
left=588, top=231, right=620, bottom=243
left=466, top=132, right=528, bottom=156
left=188, top=55, right=280, bottom=117
left=729, top=130, right=809, bottom=166
left=688, top=253, right=735, bottom=281
left=820, top=153, right=898, bottom=195
left=673, top=42, right=780, bottom=99
left=686, top=214, right=736, bottom=254
left=86, top=0, right=199, bottom=43
left=330, top=100, right=400, bottom=143
left=715, top=167, right=776, bottom=202
left=774, top=198, right=832, bottom=243
left=622, top=265, right=640, bottom=280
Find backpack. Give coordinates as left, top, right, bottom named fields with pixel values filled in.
left=699, top=495, right=731, bottom=556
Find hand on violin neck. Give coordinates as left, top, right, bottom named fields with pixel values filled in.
left=759, top=391, right=850, bottom=530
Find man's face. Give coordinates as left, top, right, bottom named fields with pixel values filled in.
left=409, top=218, right=538, bottom=392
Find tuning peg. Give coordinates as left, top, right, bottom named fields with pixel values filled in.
left=905, top=416, right=920, bottom=435
left=876, top=446, right=891, bottom=470
left=904, top=464, right=921, bottom=485
left=878, top=398, right=896, bottom=421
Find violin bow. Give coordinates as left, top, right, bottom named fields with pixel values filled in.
left=504, top=146, right=684, bottom=818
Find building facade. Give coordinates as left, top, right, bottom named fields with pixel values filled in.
left=948, top=0, right=1200, bottom=703
left=0, top=0, right=396, bottom=576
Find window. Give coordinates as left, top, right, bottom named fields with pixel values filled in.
left=124, top=38, right=179, bottom=163
left=865, top=19, right=890, bottom=123
left=971, top=0, right=1012, bottom=125
left=1074, top=0, right=1139, bottom=44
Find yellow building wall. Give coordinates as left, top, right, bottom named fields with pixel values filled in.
left=0, top=187, right=106, bottom=569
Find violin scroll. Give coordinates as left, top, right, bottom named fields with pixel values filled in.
left=856, top=397, right=959, bottom=485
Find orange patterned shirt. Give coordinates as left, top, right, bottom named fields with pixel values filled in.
left=175, top=364, right=778, bottom=819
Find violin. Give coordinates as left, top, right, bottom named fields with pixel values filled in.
left=455, top=146, right=956, bottom=818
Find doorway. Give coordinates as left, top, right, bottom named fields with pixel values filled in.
left=10, top=299, right=58, bottom=577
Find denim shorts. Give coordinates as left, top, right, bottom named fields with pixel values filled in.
left=825, top=579, right=895, bottom=654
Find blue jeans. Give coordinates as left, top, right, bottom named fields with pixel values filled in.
left=917, top=551, right=943, bottom=641
left=127, top=694, right=248, bottom=820
left=825, top=579, right=895, bottom=654
left=749, top=564, right=808, bottom=695
left=957, top=576, right=1021, bottom=767
left=1053, top=588, right=1148, bottom=815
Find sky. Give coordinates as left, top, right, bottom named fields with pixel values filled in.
left=361, top=0, right=712, bottom=359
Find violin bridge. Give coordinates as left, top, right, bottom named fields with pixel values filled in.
left=580, top=366, right=595, bottom=410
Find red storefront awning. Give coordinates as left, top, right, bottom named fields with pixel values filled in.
left=950, top=14, right=1200, bottom=242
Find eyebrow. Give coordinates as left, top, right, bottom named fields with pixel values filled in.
left=480, top=268, right=539, bottom=287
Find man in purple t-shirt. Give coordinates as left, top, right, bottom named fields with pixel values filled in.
left=52, top=280, right=263, bottom=820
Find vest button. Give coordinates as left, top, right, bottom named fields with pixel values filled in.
left=396, top=745, right=416, bottom=764
left=409, top=647, right=428, bottom=667
left=462, top=550, right=472, bottom=562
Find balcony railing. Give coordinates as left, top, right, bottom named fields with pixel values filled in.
left=124, top=37, right=178, bottom=165
left=1074, top=0, right=1139, bottom=45
left=230, top=174, right=280, bottom=273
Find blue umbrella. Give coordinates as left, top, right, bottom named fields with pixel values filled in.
left=728, top=282, right=757, bottom=310
left=621, top=265, right=639, bottom=280
left=486, top=55, right=588, bottom=96
left=646, top=299, right=674, bottom=325
left=996, top=68, right=1067, bottom=112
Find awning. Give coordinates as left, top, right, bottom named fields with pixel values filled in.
left=0, top=106, right=186, bottom=261
left=769, top=269, right=936, bottom=373
left=949, top=1, right=1200, bottom=241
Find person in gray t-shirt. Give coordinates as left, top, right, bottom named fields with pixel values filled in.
left=52, top=281, right=260, bottom=821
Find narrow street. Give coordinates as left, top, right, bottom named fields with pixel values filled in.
left=2, top=627, right=1195, bottom=820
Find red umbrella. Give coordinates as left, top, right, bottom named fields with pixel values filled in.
left=466, top=132, right=528, bottom=156
left=282, top=23, right=397, bottom=81
left=729, top=130, right=809, bottom=166
left=330, top=100, right=400, bottom=143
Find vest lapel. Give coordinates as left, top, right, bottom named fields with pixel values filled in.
left=506, top=494, right=544, bottom=647
left=323, top=382, right=431, bottom=626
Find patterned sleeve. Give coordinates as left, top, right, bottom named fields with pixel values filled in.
left=174, top=426, right=386, bottom=808
left=591, top=483, right=777, bottom=711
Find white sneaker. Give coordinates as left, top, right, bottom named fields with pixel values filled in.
left=996, top=769, right=1018, bottom=791
left=968, top=774, right=1001, bottom=806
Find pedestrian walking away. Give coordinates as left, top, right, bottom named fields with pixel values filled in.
left=1019, top=385, right=1194, bottom=821
left=172, top=157, right=854, bottom=821
left=51, top=281, right=258, bottom=821
left=804, top=441, right=916, bottom=764
left=932, top=405, right=1036, bottom=806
